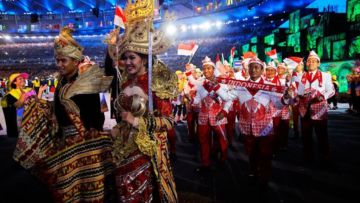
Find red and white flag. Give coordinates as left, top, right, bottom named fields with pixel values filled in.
left=283, top=57, right=303, bottom=70
left=242, top=51, right=257, bottom=59
left=230, top=46, right=236, bottom=58
left=114, top=5, right=126, bottom=29
left=177, top=42, right=199, bottom=56
left=266, top=49, right=278, bottom=60
left=215, top=53, right=220, bottom=63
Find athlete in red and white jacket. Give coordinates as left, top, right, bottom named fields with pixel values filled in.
left=290, top=58, right=306, bottom=138
left=295, top=51, right=335, bottom=163
left=183, top=64, right=201, bottom=142
left=229, top=58, right=292, bottom=188
left=185, top=56, right=232, bottom=172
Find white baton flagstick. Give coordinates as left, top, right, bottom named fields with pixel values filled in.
left=147, top=20, right=154, bottom=113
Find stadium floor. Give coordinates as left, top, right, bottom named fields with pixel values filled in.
left=0, top=102, right=359, bottom=203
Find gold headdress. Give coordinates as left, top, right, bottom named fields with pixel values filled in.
left=54, top=27, right=84, bottom=61
left=106, top=0, right=172, bottom=60
left=107, top=0, right=177, bottom=100
left=118, top=21, right=172, bottom=56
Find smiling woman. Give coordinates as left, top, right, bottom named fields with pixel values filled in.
left=107, top=16, right=179, bottom=202
left=1, top=72, right=45, bottom=137
left=121, top=51, right=147, bottom=77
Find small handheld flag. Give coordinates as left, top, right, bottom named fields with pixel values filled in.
left=266, top=49, right=278, bottom=60
left=114, top=5, right=126, bottom=29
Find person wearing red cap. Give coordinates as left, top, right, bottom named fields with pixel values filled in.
left=296, top=50, right=335, bottom=164
left=230, top=57, right=292, bottom=189
left=1, top=73, right=45, bottom=137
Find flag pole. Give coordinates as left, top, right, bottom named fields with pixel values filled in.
left=147, top=18, right=154, bottom=113
left=114, top=30, right=122, bottom=80
left=188, top=53, right=194, bottom=64
left=187, top=44, right=198, bottom=64
left=114, top=4, right=122, bottom=97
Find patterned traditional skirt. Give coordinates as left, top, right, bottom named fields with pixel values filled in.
left=114, top=150, right=155, bottom=203
left=13, top=97, right=116, bottom=203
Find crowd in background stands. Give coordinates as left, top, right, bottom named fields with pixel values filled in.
left=0, top=65, right=57, bottom=79
left=0, top=34, right=244, bottom=72
left=0, top=38, right=107, bottom=67
left=0, top=67, right=58, bottom=98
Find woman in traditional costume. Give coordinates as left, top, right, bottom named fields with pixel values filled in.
left=106, top=9, right=178, bottom=202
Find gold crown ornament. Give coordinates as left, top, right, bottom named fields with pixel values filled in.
left=106, top=0, right=172, bottom=60
left=124, top=0, right=154, bottom=24
left=117, top=21, right=172, bottom=57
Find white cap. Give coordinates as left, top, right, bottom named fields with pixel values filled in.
left=223, top=60, right=230, bottom=66
left=202, top=56, right=215, bottom=68
left=308, top=50, right=320, bottom=62
left=266, top=61, right=277, bottom=70
left=241, top=58, right=251, bottom=68
left=277, top=62, right=287, bottom=69
left=248, top=57, right=265, bottom=69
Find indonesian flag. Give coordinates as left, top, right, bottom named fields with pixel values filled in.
left=266, top=49, right=278, bottom=60
left=177, top=42, right=199, bottom=56
left=215, top=53, right=220, bottom=63
left=230, top=46, right=236, bottom=59
left=114, top=5, right=126, bottom=29
left=242, top=51, right=257, bottom=59
left=229, top=46, right=236, bottom=65
left=283, top=57, right=303, bottom=70
left=53, top=24, right=60, bottom=30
